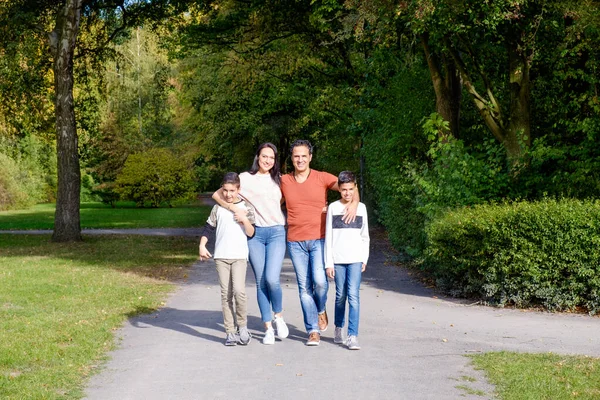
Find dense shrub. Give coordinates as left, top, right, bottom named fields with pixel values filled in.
left=425, top=199, right=600, bottom=313
left=115, top=148, right=196, bottom=207
left=0, top=152, right=46, bottom=210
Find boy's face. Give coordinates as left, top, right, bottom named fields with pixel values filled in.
left=221, top=183, right=240, bottom=203
left=291, top=145, right=312, bottom=173
left=339, top=182, right=355, bottom=203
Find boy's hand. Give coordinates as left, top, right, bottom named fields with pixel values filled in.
left=361, top=263, right=366, bottom=272
left=234, top=211, right=248, bottom=224
left=199, top=246, right=212, bottom=261
left=230, top=205, right=247, bottom=221
left=342, top=202, right=358, bottom=223
left=326, top=268, right=335, bottom=279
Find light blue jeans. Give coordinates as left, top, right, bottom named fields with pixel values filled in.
left=334, top=262, right=362, bottom=336
left=287, top=239, right=328, bottom=333
left=248, top=225, right=286, bottom=323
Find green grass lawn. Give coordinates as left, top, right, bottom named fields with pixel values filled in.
left=0, top=234, right=198, bottom=399
left=0, top=201, right=212, bottom=230
left=472, top=351, right=600, bottom=399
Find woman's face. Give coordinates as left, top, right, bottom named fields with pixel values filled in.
left=258, top=147, right=276, bottom=173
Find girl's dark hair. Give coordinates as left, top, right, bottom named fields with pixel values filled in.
left=222, top=172, right=240, bottom=187
left=249, top=142, right=281, bottom=185
left=338, top=170, right=356, bottom=186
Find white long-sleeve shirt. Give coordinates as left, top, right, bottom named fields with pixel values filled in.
left=325, top=200, right=370, bottom=269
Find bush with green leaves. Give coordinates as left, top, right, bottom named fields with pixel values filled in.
left=115, top=148, right=196, bottom=207
left=425, top=199, right=600, bottom=313
left=0, top=152, right=46, bottom=210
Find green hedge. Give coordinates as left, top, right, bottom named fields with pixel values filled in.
left=425, top=199, right=600, bottom=314
left=115, top=148, right=196, bottom=207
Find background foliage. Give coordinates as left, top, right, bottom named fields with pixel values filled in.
left=1, top=0, right=599, bottom=305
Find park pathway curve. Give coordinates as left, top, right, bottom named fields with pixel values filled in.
left=79, top=229, right=600, bottom=400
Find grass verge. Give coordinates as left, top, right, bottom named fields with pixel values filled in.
left=0, top=201, right=211, bottom=230
left=472, top=351, right=600, bottom=399
left=0, top=234, right=198, bottom=399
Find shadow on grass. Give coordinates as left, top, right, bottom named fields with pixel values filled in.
left=0, top=234, right=198, bottom=281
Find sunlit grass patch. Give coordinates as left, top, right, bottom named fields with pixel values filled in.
left=472, top=351, right=600, bottom=400
left=0, top=201, right=211, bottom=230
left=0, top=234, right=198, bottom=399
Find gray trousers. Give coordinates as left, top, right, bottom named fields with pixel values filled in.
left=215, top=259, right=248, bottom=333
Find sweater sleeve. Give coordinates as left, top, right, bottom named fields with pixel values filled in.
left=324, top=204, right=334, bottom=270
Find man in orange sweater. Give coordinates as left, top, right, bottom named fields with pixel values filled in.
left=280, top=139, right=358, bottom=346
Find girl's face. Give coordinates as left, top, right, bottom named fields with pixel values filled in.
left=222, top=183, right=240, bottom=203
left=257, top=147, right=276, bottom=174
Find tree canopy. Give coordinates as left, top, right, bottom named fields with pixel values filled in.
left=0, top=0, right=599, bottom=253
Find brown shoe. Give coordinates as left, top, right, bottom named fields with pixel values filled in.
left=306, top=331, right=320, bottom=346
left=318, top=311, right=328, bottom=332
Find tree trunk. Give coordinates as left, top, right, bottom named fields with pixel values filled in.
left=421, top=32, right=462, bottom=138
left=50, top=0, right=82, bottom=242
left=505, top=39, right=532, bottom=165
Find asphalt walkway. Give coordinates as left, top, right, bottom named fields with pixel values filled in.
left=71, top=229, right=600, bottom=400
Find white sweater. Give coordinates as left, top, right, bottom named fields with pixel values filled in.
left=325, top=200, right=370, bottom=269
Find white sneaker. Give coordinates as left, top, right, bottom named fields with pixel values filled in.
left=262, top=327, right=275, bottom=345
left=273, top=316, right=289, bottom=339
left=334, top=327, right=344, bottom=344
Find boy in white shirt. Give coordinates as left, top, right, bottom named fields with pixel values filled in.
left=199, top=172, right=256, bottom=346
left=325, top=171, right=370, bottom=350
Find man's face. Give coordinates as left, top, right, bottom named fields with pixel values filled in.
left=291, top=145, right=312, bottom=173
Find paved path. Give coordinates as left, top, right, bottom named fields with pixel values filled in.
left=78, top=231, right=600, bottom=400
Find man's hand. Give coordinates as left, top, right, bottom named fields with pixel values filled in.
left=342, top=201, right=358, bottom=223
left=361, top=263, right=366, bottom=272
left=326, top=268, right=335, bottom=279
left=199, top=245, right=212, bottom=261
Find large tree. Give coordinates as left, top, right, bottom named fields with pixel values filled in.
left=0, top=0, right=188, bottom=241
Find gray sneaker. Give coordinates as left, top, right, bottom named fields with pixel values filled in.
left=238, top=326, right=251, bottom=345
left=225, top=332, right=238, bottom=346
left=346, top=335, right=360, bottom=350
left=334, top=327, right=344, bottom=344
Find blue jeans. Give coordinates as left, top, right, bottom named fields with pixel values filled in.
left=248, top=225, right=286, bottom=323
left=334, top=262, right=362, bottom=336
left=287, top=239, right=328, bottom=333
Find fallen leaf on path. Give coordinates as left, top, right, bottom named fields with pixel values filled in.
left=442, top=339, right=448, bottom=342
left=276, top=364, right=283, bottom=366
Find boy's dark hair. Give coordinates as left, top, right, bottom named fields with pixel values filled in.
left=338, top=170, right=356, bottom=186
left=249, top=142, right=281, bottom=185
left=222, top=172, right=240, bottom=187
left=290, top=139, right=313, bottom=155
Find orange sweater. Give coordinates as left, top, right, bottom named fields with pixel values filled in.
left=281, top=170, right=337, bottom=241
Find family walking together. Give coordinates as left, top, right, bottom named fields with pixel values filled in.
left=199, top=140, right=370, bottom=350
